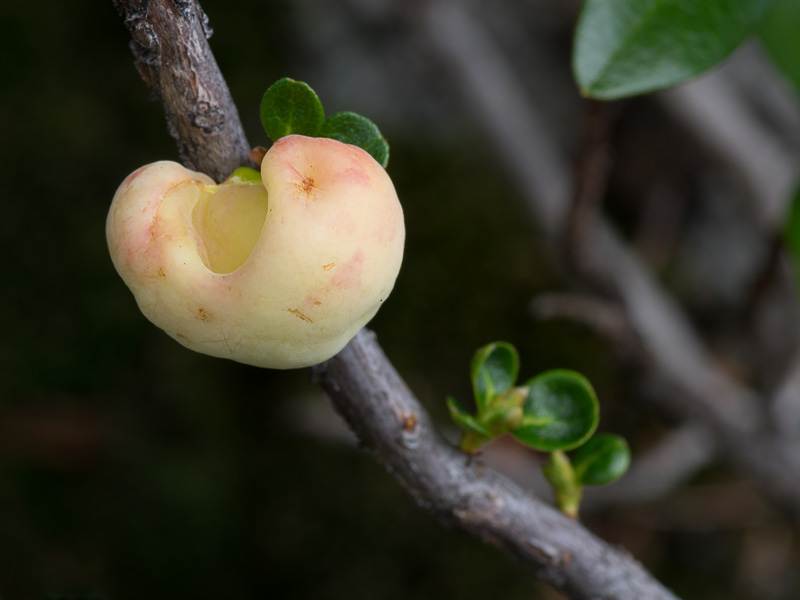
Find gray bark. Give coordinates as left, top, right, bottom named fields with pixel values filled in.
left=113, top=0, right=253, bottom=182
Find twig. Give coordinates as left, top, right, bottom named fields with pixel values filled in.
left=114, top=0, right=682, bottom=597
left=112, top=0, right=253, bottom=182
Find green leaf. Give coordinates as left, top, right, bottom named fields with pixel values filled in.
left=260, top=78, right=325, bottom=142
left=511, top=370, right=599, bottom=451
left=470, top=342, right=519, bottom=413
left=318, top=111, right=390, bottom=168
left=446, top=396, right=491, bottom=438
left=573, top=0, right=774, bottom=100
left=759, top=0, right=800, bottom=94
left=572, top=434, right=631, bottom=486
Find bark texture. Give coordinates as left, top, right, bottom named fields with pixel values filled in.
left=113, top=0, right=253, bottom=182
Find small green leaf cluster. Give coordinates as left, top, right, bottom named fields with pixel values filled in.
left=259, top=78, right=389, bottom=168
left=447, top=342, right=630, bottom=517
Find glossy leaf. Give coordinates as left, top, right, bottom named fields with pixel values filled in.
left=446, top=396, right=491, bottom=438
left=470, top=342, right=519, bottom=413
left=260, top=78, right=324, bottom=142
left=572, top=434, right=631, bottom=486
left=511, top=370, right=599, bottom=451
left=759, top=0, right=800, bottom=94
left=319, top=111, right=390, bottom=168
left=573, top=0, right=773, bottom=99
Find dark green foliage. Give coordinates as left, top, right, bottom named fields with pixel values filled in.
left=511, top=370, right=599, bottom=452
left=259, top=79, right=390, bottom=167
left=573, top=0, right=773, bottom=99
left=572, top=433, right=631, bottom=486
left=259, top=77, right=325, bottom=141
left=319, top=111, right=390, bottom=167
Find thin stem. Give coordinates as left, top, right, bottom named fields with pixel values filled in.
left=543, top=451, right=583, bottom=519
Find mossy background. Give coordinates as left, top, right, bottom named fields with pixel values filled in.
left=1, top=1, right=797, bottom=599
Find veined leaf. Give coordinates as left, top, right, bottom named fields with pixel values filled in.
left=319, top=111, right=390, bottom=168
left=260, top=78, right=325, bottom=142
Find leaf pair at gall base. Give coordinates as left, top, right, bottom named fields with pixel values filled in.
left=448, top=342, right=600, bottom=453
left=259, top=78, right=389, bottom=168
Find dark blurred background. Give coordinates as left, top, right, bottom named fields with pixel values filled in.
left=2, top=1, right=800, bottom=599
